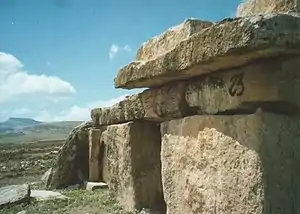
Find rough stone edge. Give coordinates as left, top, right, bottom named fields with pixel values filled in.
left=114, top=14, right=300, bottom=89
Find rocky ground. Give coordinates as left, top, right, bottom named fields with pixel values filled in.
left=0, top=141, right=134, bottom=214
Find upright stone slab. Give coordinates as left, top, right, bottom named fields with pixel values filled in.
left=102, top=144, right=109, bottom=183
left=101, top=121, right=166, bottom=212
left=48, top=121, right=93, bottom=189
left=237, top=0, right=300, bottom=17
left=114, top=14, right=300, bottom=89
left=160, top=112, right=300, bottom=214
left=136, top=18, right=213, bottom=61
left=88, top=128, right=102, bottom=182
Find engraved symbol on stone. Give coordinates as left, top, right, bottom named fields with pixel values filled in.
left=228, top=73, right=245, bottom=96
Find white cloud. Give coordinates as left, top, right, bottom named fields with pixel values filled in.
left=109, top=44, right=132, bottom=60
left=109, top=44, right=119, bottom=60
left=0, top=52, right=76, bottom=102
left=123, top=45, right=132, bottom=52
left=35, top=94, right=129, bottom=122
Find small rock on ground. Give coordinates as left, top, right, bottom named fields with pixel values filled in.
left=0, top=184, right=30, bottom=208
left=30, top=190, right=68, bottom=201
left=85, top=182, right=108, bottom=191
left=139, top=208, right=163, bottom=214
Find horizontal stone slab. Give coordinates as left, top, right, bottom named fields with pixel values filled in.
left=91, top=82, right=189, bottom=126
left=101, top=121, right=165, bottom=212
left=161, top=112, right=300, bottom=213
left=185, top=56, right=300, bottom=115
left=94, top=56, right=300, bottom=126
left=236, top=0, right=300, bottom=17
left=136, top=18, right=213, bottom=61
left=114, top=14, right=300, bottom=89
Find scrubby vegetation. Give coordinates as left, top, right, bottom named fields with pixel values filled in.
left=0, top=141, right=134, bottom=214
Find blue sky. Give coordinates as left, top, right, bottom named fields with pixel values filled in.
left=0, top=0, right=242, bottom=122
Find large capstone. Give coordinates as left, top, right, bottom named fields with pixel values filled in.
left=114, top=14, right=300, bottom=89
left=236, top=0, right=300, bottom=17
left=136, top=18, right=212, bottom=61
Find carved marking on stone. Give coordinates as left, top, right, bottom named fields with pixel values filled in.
left=228, top=72, right=245, bottom=97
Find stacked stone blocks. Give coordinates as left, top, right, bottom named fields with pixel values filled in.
left=88, top=0, right=300, bottom=213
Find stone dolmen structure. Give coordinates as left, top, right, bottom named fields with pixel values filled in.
left=47, top=0, right=300, bottom=213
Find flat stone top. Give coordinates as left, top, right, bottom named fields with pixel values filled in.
left=237, top=0, right=300, bottom=17
left=136, top=18, right=213, bottom=61
left=114, top=14, right=300, bottom=89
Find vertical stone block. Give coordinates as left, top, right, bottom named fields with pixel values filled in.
left=102, top=121, right=166, bottom=212
left=161, top=112, right=300, bottom=214
left=88, top=128, right=102, bottom=182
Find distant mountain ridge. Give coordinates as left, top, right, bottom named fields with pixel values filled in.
left=0, top=117, right=83, bottom=144
left=0, top=117, right=42, bottom=133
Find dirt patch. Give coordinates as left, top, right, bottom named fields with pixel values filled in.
left=0, top=142, right=134, bottom=214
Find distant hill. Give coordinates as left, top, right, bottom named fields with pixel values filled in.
left=0, top=118, right=83, bottom=144
left=0, top=117, right=42, bottom=133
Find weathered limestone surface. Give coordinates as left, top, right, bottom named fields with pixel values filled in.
left=136, top=18, right=213, bottom=61
left=97, top=56, right=300, bottom=125
left=101, top=121, right=166, bottom=212
left=114, top=14, right=300, bottom=89
left=85, top=182, right=108, bottom=191
left=88, top=129, right=102, bottom=182
left=161, top=112, right=300, bottom=214
left=0, top=184, right=30, bottom=208
left=237, top=0, right=300, bottom=17
left=102, top=144, right=109, bottom=183
left=41, top=168, right=52, bottom=187
left=30, top=190, right=68, bottom=201
left=162, top=129, right=263, bottom=214
left=47, top=121, right=94, bottom=189
left=91, top=82, right=189, bottom=126
left=185, top=56, right=300, bottom=114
